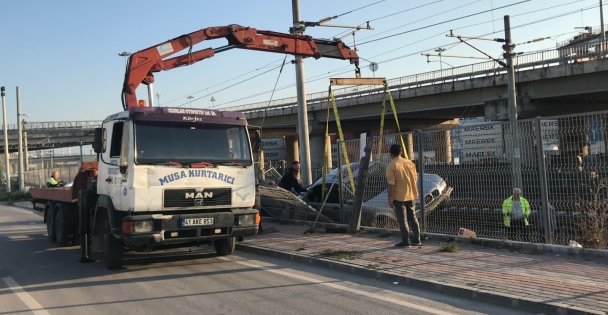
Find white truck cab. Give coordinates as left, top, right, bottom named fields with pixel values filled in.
left=89, top=106, right=260, bottom=268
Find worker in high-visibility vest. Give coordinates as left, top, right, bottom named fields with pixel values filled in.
left=47, top=171, right=64, bottom=188
left=502, top=188, right=531, bottom=240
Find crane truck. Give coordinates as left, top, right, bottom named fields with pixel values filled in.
left=29, top=24, right=359, bottom=269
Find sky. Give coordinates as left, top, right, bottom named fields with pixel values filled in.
left=1, top=0, right=606, bottom=125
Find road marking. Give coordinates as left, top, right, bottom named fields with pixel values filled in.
left=223, top=257, right=453, bottom=315
left=2, top=276, right=50, bottom=315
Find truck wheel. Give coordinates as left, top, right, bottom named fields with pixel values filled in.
left=214, top=236, right=236, bottom=256
left=54, top=204, right=73, bottom=247
left=103, top=221, right=124, bottom=270
left=46, top=204, right=56, bottom=242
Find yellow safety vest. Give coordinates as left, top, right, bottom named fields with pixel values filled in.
left=502, top=196, right=531, bottom=227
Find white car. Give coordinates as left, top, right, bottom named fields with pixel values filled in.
left=303, top=162, right=453, bottom=228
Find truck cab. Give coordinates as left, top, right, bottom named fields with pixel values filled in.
left=90, top=106, right=259, bottom=268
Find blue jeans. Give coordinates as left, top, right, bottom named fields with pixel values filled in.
left=393, top=200, right=421, bottom=244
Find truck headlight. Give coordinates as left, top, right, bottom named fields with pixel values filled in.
left=134, top=220, right=153, bottom=233
left=236, top=215, right=255, bottom=226
left=123, top=220, right=154, bottom=234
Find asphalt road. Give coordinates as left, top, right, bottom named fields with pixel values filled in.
left=0, top=203, right=532, bottom=315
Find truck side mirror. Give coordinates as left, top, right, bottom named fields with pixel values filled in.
left=252, top=129, right=262, bottom=154
left=93, top=128, right=103, bottom=153
left=119, top=163, right=128, bottom=174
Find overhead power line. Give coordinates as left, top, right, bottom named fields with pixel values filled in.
left=333, top=0, right=445, bottom=38
left=332, top=0, right=387, bottom=19
left=214, top=1, right=595, bottom=108
left=352, top=0, right=481, bottom=44
left=165, top=57, right=286, bottom=105
left=170, top=1, right=389, bottom=107
left=176, top=61, right=289, bottom=107
left=357, top=0, right=532, bottom=45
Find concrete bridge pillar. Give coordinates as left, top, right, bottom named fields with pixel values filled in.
left=433, top=130, right=453, bottom=164
left=309, top=134, right=327, bottom=180
left=286, top=136, right=298, bottom=164
left=407, top=133, right=415, bottom=161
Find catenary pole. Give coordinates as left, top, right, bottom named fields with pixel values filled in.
left=503, top=15, right=522, bottom=189
left=292, top=0, right=312, bottom=186
left=16, top=86, right=24, bottom=191
left=1, top=87, right=10, bottom=192
left=601, top=0, right=606, bottom=52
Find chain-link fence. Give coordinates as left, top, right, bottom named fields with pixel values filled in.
left=23, top=164, right=82, bottom=188
left=293, top=110, right=608, bottom=249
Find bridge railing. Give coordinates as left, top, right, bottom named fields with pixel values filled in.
left=1, top=120, right=103, bottom=131
left=23, top=120, right=103, bottom=130
left=223, top=39, right=608, bottom=114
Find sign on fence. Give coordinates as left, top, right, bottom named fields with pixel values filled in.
left=262, top=137, right=286, bottom=161
left=452, top=117, right=505, bottom=163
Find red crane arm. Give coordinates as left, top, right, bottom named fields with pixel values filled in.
left=122, top=25, right=360, bottom=109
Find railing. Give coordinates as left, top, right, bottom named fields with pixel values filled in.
left=223, top=39, right=608, bottom=114
left=280, top=110, right=608, bottom=249
left=0, top=120, right=103, bottom=131
left=24, top=120, right=103, bottom=130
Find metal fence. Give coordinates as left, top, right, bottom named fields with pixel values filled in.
left=19, top=155, right=96, bottom=189
left=22, top=165, right=82, bottom=189
left=306, top=111, right=608, bottom=249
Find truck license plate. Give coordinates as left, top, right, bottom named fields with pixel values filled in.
left=181, top=218, right=214, bottom=227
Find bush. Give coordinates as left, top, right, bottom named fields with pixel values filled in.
left=576, top=179, right=608, bottom=249
left=439, top=240, right=459, bottom=252
left=0, top=191, right=31, bottom=202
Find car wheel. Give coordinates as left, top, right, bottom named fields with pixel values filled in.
left=46, top=203, right=56, bottom=242
left=102, top=218, right=124, bottom=270
left=54, top=204, right=73, bottom=247
left=214, top=237, right=236, bottom=256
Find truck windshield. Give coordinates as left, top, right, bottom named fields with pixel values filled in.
left=134, top=122, right=252, bottom=166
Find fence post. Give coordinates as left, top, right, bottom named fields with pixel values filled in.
left=416, top=131, right=426, bottom=229
left=534, top=117, right=553, bottom=244
left=337, top=138, right=344, bottom=223
left=350, top=145, right=371, bottom=233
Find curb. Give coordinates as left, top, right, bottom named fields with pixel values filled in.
left=264, top=217, right=608, bottom=261
left=237, top=243, right=603, bottom=315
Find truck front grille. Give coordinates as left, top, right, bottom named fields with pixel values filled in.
left=164, top=188, right=231, bottom=208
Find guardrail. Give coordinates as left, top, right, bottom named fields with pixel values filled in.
left=223, top=39, right=608, bottom=114
left=0, top=120, right=103, bottom=131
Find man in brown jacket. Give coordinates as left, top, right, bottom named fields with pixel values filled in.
left=386, top=144, right=421, bottom=247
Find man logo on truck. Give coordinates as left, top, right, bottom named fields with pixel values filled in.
left=185, top=192, right=214, bottom=199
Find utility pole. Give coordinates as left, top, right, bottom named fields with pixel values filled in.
left=23, top=124, right=28, bottom=170
left=434, top=48, right=446, bottom=72
left=0, top=87, right=10, bottom=192
left=292, top=0, right=312, bottom=186
left=601, top=0, right=606, bottom=51
left=503, top=15, right=522, bottom=189
left=16, top=86, right=25, bottom=192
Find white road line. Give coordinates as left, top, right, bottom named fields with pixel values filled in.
left=2, top=276, right=50, bottom=315
left=222, top=257, right=453, bottom=315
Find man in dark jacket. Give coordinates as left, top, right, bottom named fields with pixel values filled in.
left=279, top=161, right=306, bottom=194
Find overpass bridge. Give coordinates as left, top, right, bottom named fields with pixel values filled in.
left=224, top=40, right=608, bottom=137
left=0, top=120, right=101, bottom=152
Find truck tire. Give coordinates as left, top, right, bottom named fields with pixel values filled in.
left=54, top=204, right=73, bottom=247
left=214, top=236, right=236, bottom=256
left=46, top=203, right=56, bottom=242
left=103, top=220, right=124, bottom=270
